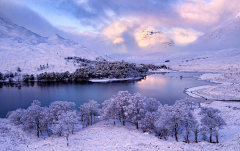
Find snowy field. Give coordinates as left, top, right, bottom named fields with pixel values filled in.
left=0, top=101, right=239, bottom=151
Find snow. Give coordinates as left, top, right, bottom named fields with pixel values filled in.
left=185, top=85, right=212, bottom=98
left=1, top=101, right=240, bottom=150
left=148, top=69, right=177, bottom=73
left=184, top=72, right=240, bottom=100
left=199, top=73, right=223, bottom=80
left=0, top=14, right=113, bottom=75
left=89, top=77, right=143, bottom=83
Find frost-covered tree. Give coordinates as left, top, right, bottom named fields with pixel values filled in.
left=101, top=91, right=132, bottom=126
left=0, top=72, right=3, bottom=80
left=144, top=97, right=161, bottom=113
left=138, top=97, right=162, bottom=132
left=7, top=108, right=25, bottom=125
left=102, top=97, right=119, bottom=125
left=192, top=121, right=200, bottom=143
left=126, top=92, right=145, bottom=129
left=52, top=110, right=79, bottom=139
left=140, top=111, right=159, bottom=133
left=22, top=74, right=30, bottom=82
left=79, top=103, right=91, bottom=127
left=199, top=107, right=226, bottom=143
left=39, top=107, right=53, bottom=136
left=174, top=98, right=199, bottom=111
left=21, top=100, right=43, bottom=137
left=79, top=100, right=100, bottom=126
left=49, top=101, right=76, bottom=121
left=158, top=104, right=185, bottom=142
left=87, top=100, right=100, bottom=125
left=113, top=91, right=131, bottom=126
left=181, top=111, right=198, bottom=143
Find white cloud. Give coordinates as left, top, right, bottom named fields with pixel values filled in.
left=171, top=28, right=203, bottom=45
left=178, top=0, right=240, bottom=25
left=103, top=21, right=133, bottom=44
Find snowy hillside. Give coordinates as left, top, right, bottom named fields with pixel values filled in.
left=0, top=13, right=109, bottom=74
left=192, top=12, right=240, bottom=50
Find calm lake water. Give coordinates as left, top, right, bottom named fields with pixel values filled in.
left=0, top=72, right=211, bottom=118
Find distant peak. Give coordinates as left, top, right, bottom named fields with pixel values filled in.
left=142, top=26, right=162, bottom=32
left=137, top=26, right=166, bottom=38
left=48, top=34, right=64, bottom=40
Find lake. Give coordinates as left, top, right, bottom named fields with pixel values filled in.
left=0, top=72, right=211, bottom=118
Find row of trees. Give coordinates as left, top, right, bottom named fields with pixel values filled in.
left=101, top=91, right=226, bottom=143
left=1, top=57, right=169, bottom=82
left=7, top=100, right=100, bottom=145
left=7, top=91, right=226, bottom=144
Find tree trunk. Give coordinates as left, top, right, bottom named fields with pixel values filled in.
left=67, top=136, right=69, bottom=146
left=175, top=127, right=178, bottom=142
left=136, top=122, right=139, bottom=129
left=114, top=121, right=115, bottom=125
left=210, top=128, right=212, bottom=143
left=216, top=135, right=219, bottom=143
left=91, top=114, right=92, bottom=125
left=195, top=131, right=198, bottom=143
left=37, top=120, right=40, bottom=138
left=186, top=131, right=189, bottom=143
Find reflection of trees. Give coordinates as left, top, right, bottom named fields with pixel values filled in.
left=0, top=77, right=146, bottom=89
left=0, top=82, right=35, bottom=89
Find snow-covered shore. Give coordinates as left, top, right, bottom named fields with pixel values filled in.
left=88, top=77, right=143, bottom=83
left=185, top=73, right=240, bottom=101
left=1, top=101, right=239, bottom=151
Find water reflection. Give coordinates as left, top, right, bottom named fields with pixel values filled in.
left=138, top=75, right=168, bottom=88
left=0, top=72, right=210, bottom=118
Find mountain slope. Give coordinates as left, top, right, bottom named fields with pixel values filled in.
left=190, top=12, right=240, bottom=51
left=0, top=13, right=108, bottom=74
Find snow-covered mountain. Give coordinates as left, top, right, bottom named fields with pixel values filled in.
left=127, top=13, right=240, bottom=69
left=135, top=27, right=174, bottom=50
left=190, top=12, right=240, bottom=51
left=0, top=13, right=109, bottom=74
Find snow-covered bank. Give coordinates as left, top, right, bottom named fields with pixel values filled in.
left=89, top=77, right=143, bottom=83
left=148, top=69, right=176, bottom=73
left=185, top=73, right=240, bottom=100
left=0, top=101, right=239, bottom=151
left=185, top=85, right=212, bottom=98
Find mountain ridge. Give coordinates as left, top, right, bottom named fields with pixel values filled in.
left=0, top=13, right=110, bottom=74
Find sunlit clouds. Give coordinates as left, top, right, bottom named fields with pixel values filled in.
left=171, top=28, right=203, bottom=45
left=178, top=0, right=240, bottom=25
left=103, top=21, right=132, bottom=44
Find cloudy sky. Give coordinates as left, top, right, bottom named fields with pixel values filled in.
left=0, top=0, right=239, bottom=55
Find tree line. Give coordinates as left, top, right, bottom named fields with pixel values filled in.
left=0, top=57, right=168, bottom=82
left=7, top=91, right=225, bottom=146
